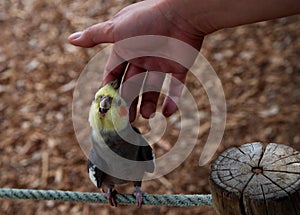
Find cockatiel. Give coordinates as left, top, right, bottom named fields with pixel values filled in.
left=87, top=80, right=155, bottom=207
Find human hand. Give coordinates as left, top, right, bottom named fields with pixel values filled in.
left=68, top=0, right=204, bottom=122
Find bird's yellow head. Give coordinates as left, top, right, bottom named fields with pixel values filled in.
left=89, top=80, right=129, bottom=133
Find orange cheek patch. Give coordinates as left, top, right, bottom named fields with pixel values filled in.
left=119, top=105, right=128, bottom=117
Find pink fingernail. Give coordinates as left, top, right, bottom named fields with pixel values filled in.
left=68, top=32, right=82, bottom=40
left=141, top=103, right=156, bottom=119
left=162, top=102, right=177, bottom=117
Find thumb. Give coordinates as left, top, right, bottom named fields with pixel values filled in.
left=68, top=21, right=115, bottom=48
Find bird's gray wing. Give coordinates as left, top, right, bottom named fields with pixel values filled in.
left=132, top=126, right=155, bottom=173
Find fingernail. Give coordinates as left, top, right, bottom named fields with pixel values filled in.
left=141, top=103, right=156, bottom=119
left=68, top=31, right=82, bottom=41
left=162, top=101, right=177, bottom=117
left=163, top=108, right=171, bottom=117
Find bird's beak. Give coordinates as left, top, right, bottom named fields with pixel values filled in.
left=100, top=96, right=111, bottom=109
left=99, top=96, right=111, bottom=114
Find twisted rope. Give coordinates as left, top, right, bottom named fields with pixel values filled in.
left=0, top=188, right=212, bottom=207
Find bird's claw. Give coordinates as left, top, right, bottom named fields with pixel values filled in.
left=108, top=194, right=117, bottom=207
left=134, top=186, right=144, bottom=208
left=101, top=187, right=118, bottom=207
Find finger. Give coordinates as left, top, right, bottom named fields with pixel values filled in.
left=128, top=97, right=139, bottom=123
left=103, top=48, right=127, bottom=86
left=68, top=21, right=115, bottom=48
left=121, top=64, right=147, bottom=122
left=162, top=73, right=187, bottom=117
left=140, top=71, right=165, bottom=119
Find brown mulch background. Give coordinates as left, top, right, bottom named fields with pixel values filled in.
left=0, top=0, right=299, bottom=214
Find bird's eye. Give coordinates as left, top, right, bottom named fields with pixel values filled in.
left=117, top=99, right=122, bottom=106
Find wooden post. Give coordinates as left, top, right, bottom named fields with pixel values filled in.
left=209, top=142, right=300, bottom=215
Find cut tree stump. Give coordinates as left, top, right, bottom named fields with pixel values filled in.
left=209, top=142, right=300, bottom=215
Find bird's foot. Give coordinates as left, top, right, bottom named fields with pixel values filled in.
left=134, top=186, right=144, bottom=208
left=101, top=187, right=118, bottom=207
